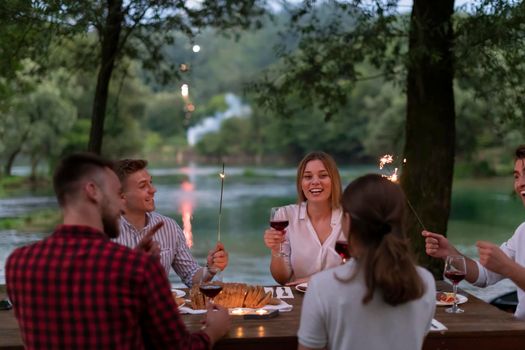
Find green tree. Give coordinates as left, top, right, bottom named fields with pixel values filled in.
left=12, top=0, right=268, bottom=154
left=0, top=62, right=77, bottom=177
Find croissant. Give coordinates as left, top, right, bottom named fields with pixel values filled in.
left=190, top=282, right=278, bottom=310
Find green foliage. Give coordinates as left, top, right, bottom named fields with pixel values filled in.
left=0, top=1, right=54, bottom=78
left=143, top=91, right=187, bottom=138
left=0, top=60, right=77, bottom=176
left=454, top=1, right=525, bottom=125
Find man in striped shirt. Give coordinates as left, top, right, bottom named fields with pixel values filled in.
left=113, top=159, right=228, bottom=286
left=6, top=152, right=230, bottom=349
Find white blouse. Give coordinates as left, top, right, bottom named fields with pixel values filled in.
left=276, top=202, right=344, bottom=282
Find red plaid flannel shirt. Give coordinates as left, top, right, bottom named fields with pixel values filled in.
left=6, top=225, right=210, bottom=350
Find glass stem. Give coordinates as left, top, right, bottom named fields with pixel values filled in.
left=452, top=283, right=458, bottom=312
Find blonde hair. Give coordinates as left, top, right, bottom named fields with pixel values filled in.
left=296, top=151, right=342, bottom=209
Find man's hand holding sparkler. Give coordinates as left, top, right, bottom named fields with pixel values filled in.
left=422, top=230, right=459, bottom=259
left=207, top=242, right=229, bottom=272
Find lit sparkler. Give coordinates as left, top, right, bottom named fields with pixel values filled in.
left=218, top=163, right=225, bottom=242
left=378, top=154, right=427, bottom=230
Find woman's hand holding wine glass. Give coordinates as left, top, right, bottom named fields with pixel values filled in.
left=266, top=207, right=289, bottom=258
left=444, top=255, right=467, bottom=313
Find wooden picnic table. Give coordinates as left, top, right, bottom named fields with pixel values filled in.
left=2, top=281, right=525, bottom=349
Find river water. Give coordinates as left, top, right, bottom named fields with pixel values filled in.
left=0, top=165, right=521, bottom=301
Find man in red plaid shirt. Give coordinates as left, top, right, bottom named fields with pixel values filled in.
left=6, top=153, right=230, bottom=349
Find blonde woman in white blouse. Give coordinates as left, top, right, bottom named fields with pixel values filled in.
left=263, top=151, right=345, bottom=285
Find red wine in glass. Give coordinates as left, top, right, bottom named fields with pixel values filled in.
left=270, top=220, right=289, bottom=231
left=199, top=284, right=223, bottom=298
left=444, top=271, right=466, bottom=284
left=444, top=255, right=467, bottom=314
left=335, top=240, right=350, bottom=262
left=270, top=207, right=289, bottom=257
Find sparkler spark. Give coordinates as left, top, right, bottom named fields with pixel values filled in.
left=378, top=155, right=427, bottom=230
left=379, top=154, right=394, bottom=169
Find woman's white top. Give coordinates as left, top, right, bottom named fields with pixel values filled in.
left=298, top=261, right=436, bottom=350
left=277, top=202, right=344, bottom=282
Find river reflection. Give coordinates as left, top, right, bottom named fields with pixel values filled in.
left=0, top=166, right=521, bottom=301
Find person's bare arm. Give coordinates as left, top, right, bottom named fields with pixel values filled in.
left=477, top=241, right=525, bottom=291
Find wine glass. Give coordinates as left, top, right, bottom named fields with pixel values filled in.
left=199, top=268, right=223, bottom=304
left=335, top=240, right=350, bottom=263
left=444, top=255, right=467, bottom=313
left=270, top=207, right=289, bottom=257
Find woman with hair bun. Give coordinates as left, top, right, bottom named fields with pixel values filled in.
left=298, top=174, right=435, bottom=350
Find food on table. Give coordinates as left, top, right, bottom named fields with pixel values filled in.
left=173, top=295, right=186, bottom=307
left=436, top=292, right=457, bottom=303
left=190, top=283, right=280, bottom=310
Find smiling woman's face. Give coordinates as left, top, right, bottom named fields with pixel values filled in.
left=301, top=159, right=332, bottom=204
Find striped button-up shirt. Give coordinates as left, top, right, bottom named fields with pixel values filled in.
left=113, top=211, right=201, bottom=287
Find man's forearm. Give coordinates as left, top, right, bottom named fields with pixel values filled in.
left=505, top=262, right=525, bottom=292
left=464, top=256, right=480, bottom=284
left=192, top=267, right=205, bottom=286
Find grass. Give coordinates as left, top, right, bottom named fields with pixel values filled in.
left=0, top=175, right=52, bottom=198
left=0, top=209, right=60, bottom=232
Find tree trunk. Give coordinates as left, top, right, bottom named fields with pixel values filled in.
left=4, top=147, right=21, bottom=176
left=87, top=0, right=123, bottom=154
left=30, top=153, right=39, bottom=182
left=402, top=0, right=456, bottom=278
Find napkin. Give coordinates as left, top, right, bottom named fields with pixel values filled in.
left=178, top=305, right=207, bottom=314
left=265, top=286, right=294, bottom=299
left=262, top=299, right=293, bottom=312
left=178, top=299, right=293, bottom=314
left=429, top=318, right=447, bottom=332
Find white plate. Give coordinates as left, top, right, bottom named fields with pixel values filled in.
left=171, top=289, right=186, bottom=298
left=295, top=282, right=308, bottom=293
left=436, top=293, right=468, bottom=306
